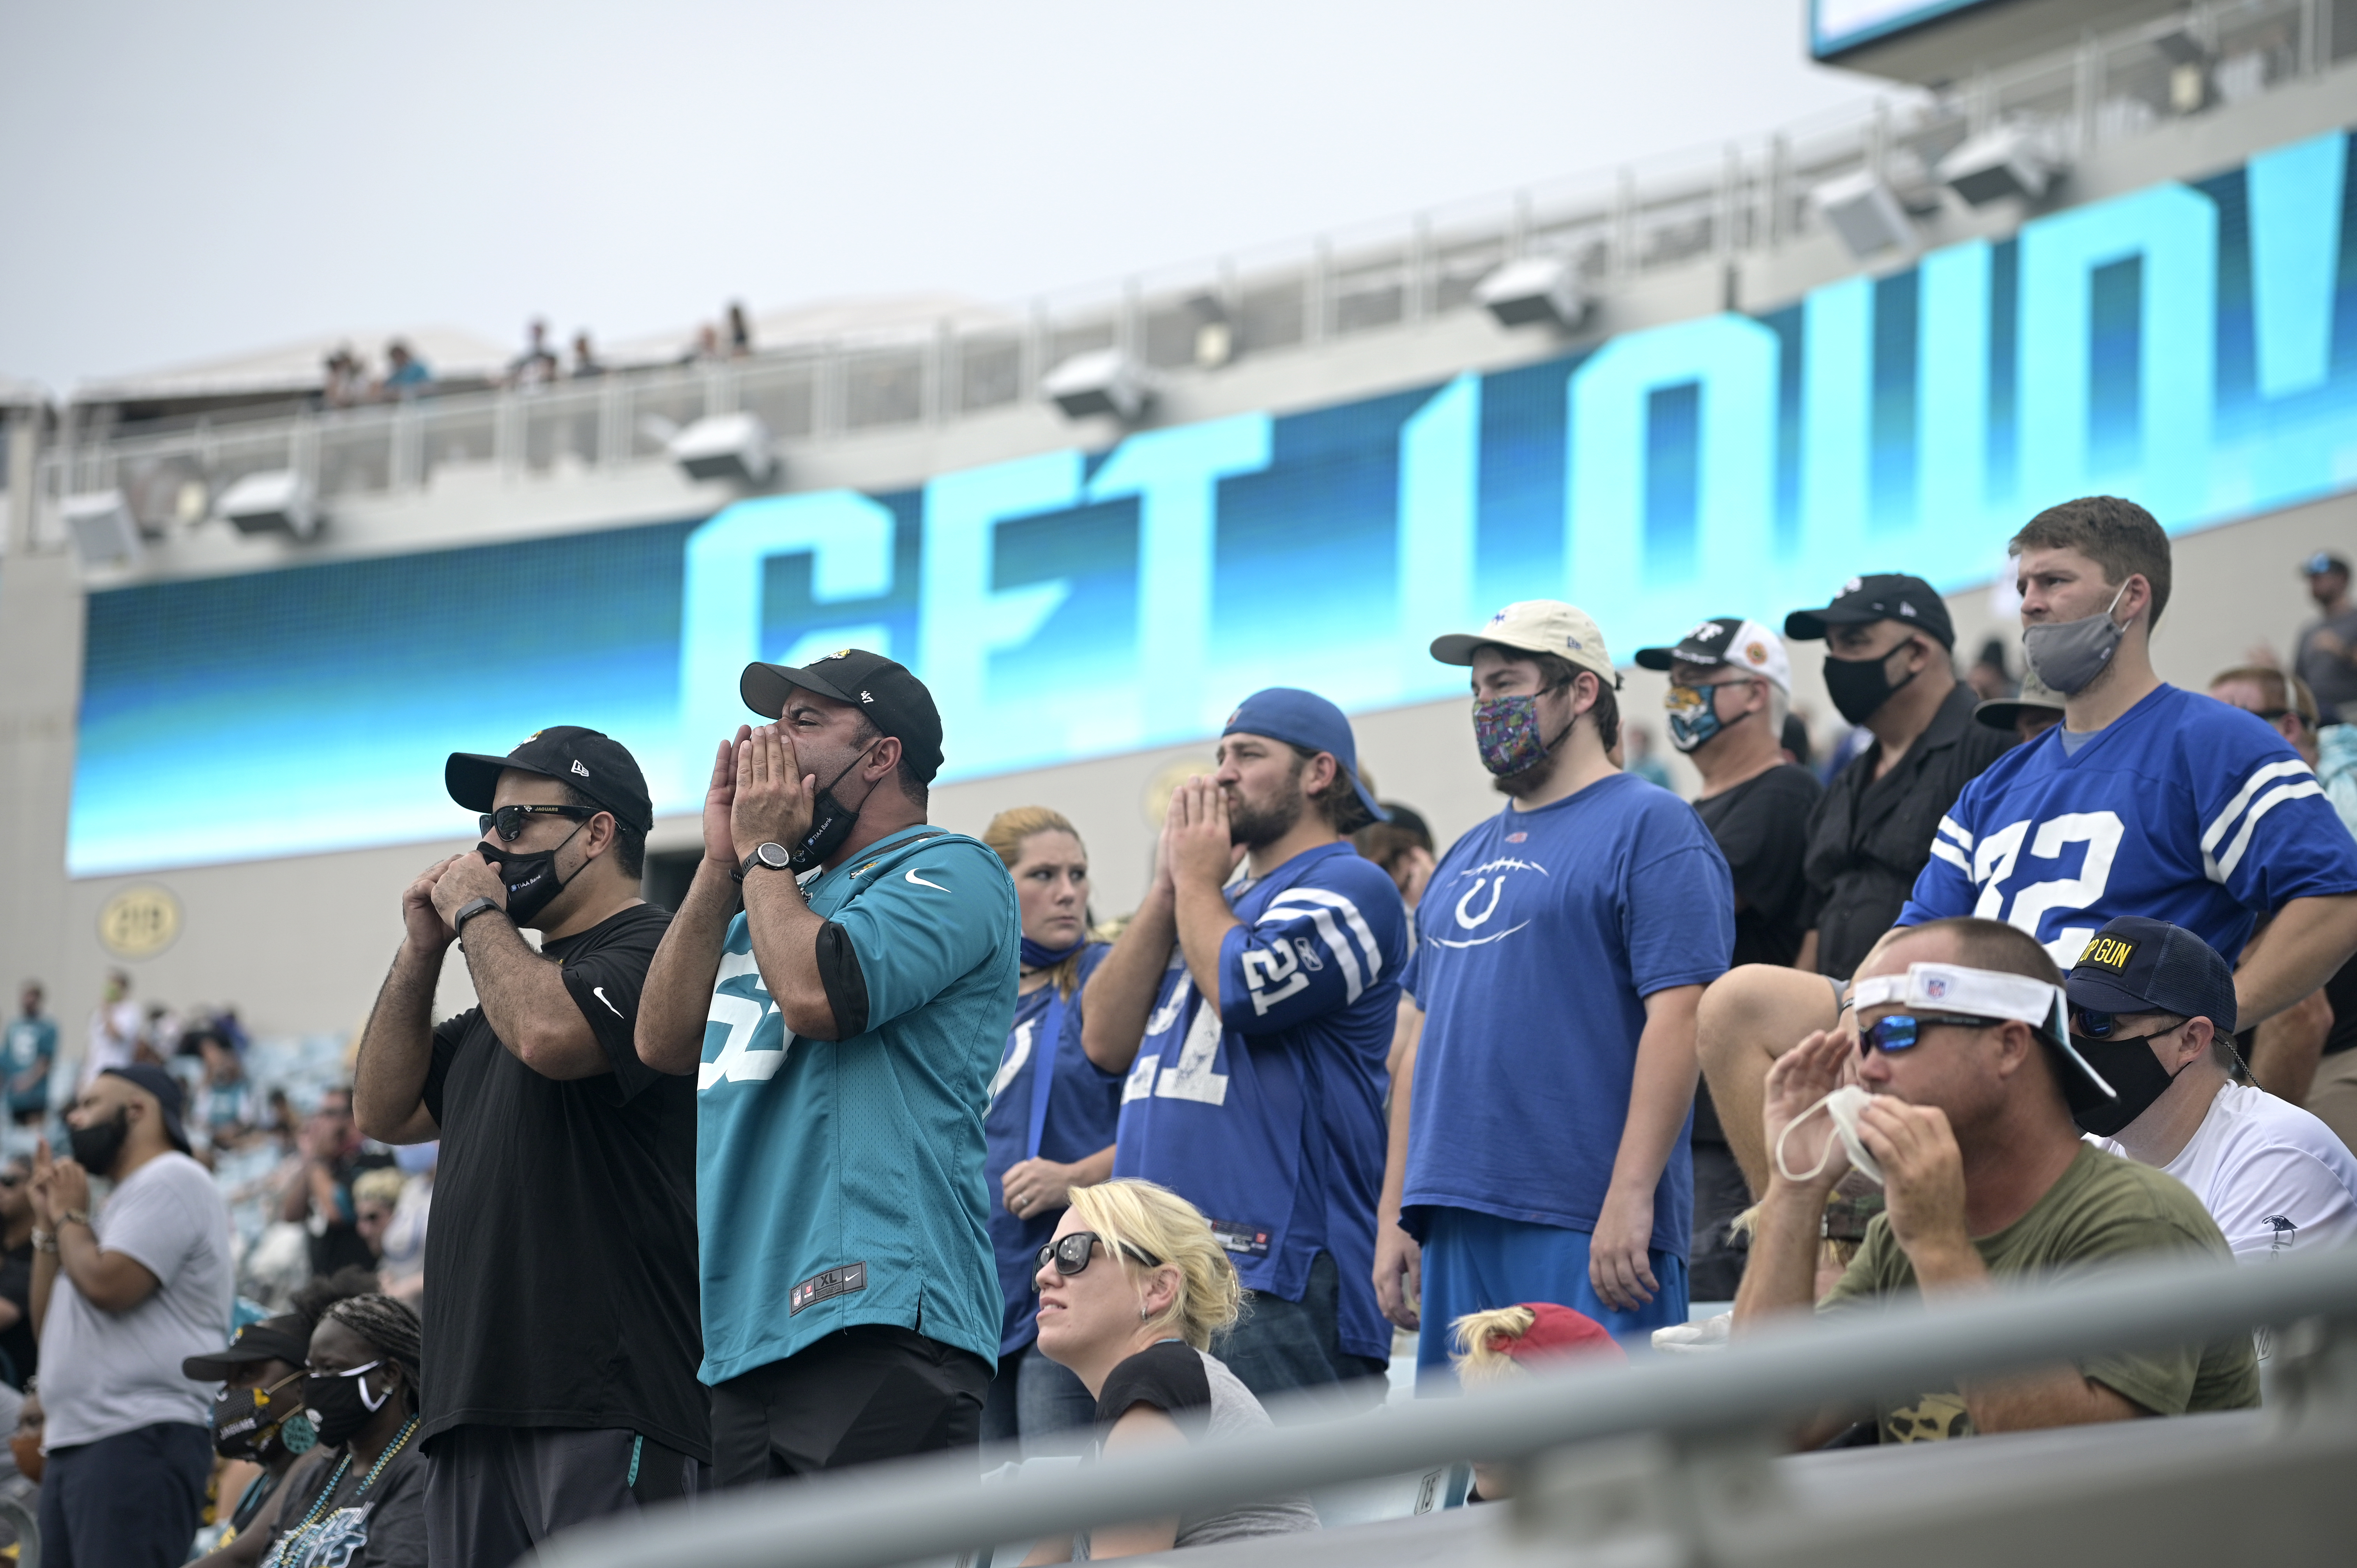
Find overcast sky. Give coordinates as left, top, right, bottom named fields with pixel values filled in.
left=0, top=0, right=1883, bottom=394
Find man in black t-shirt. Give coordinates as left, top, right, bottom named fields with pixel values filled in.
left=0, top=1156, right=35, bottom=1388
left=1635, top=619, right=1823, bottom=1298
left=1695, top=576, right=2014, bottom=1198
left=353, top=727, right=703, bottom=1568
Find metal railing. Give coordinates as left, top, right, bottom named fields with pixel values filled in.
left=16, top=0, right=2352, bottom=558
left=530, top=1243, right=2357, bottom=1568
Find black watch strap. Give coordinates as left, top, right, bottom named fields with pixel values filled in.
left=734, top=843, right=793, bottom=883
left=452, top=896, right=502, bottom=935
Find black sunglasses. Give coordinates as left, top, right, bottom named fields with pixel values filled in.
left=1858, top=1012, right=2002, bottom=1055
left=1032, top=1231, right=1163, bottom=1289
left=478, top=804, right=595, bottom=842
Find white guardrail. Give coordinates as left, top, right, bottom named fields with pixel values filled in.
left=530, top=1242, right=2357, bottom=1568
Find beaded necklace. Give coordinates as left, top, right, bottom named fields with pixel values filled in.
left=275, top=1413, right=420, bottom=1561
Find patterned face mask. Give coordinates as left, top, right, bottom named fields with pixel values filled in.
left=1664, top=684, right=1725, bottom=753
left=1473, top=694, right=1553, bottom=776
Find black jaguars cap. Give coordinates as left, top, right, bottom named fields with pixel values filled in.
left=740, top=647, right=946, bottom=784
left=1785, top=573, right=1955, bottom=649
left=184, top=1313, right=313, bottom=1382
left=445, top=726, right=654, bottom=833
left=2066, top=916, right=2238, bottom=1037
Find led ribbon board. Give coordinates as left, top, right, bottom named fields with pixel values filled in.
left=69, top=130, right=2357, bottom=875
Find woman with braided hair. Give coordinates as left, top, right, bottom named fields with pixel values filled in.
left=258, top=1294, right=426, bottom=1568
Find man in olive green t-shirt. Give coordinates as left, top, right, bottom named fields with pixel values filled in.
left=1735, top=916, right=2257, bottom=1446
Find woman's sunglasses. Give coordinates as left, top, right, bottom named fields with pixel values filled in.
left=1857, top=1012, right=2001, bottom=1056
left=477, top=804, right=595, bottom=843
left=1032, top=1231, right=1163, bottom=1289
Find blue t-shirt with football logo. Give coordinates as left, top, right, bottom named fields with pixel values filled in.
left=696, top=825, right=1019, bottom=1384
left=1400, top=772, right=1733, bottom=1257
left=984, top=943, right=1122, bottom=1358
left=1899, top=684, right=2357, bottom=966
left=1110, top=842, right=1407, bottom=1364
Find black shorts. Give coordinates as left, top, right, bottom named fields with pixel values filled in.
left=709, top=1324, right=992, bottom=1488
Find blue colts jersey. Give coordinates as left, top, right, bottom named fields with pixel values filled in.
left=1899, top=685, right=2357, bottom=966
left=1110, top=842, right=1407, bottom=1363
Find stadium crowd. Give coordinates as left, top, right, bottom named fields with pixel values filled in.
left=11, top=500, right=2357, bottom=1566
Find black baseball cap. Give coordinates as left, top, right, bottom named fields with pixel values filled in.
left=2303, top=551, right=2351, bottom=578
left=184, top=1312, right=313, bottom=1381
left=445, top=726, right=654, bottom=834
left=99, top=1063, right=191, bottom=1155
left=1784, top=573, right=1955, bottom=649
left=740, top=648, right=945, bottom=784
left=2066, top=916, right=2238, bottom=1037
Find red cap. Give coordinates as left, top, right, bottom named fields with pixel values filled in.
left=1488, top=1303, right=1624, bottom=1365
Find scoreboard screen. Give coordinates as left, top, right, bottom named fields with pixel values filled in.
left=1811, top=0, right=2007, bottom=58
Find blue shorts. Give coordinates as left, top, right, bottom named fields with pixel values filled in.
left=1414, top=1206, right=1688, bottom=1382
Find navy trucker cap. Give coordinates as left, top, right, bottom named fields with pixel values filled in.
left=1222, top=688, right=1387, bottom=823
left=2066, top=916, right=2239, bottom=1037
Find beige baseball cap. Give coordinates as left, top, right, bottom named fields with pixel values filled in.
left=1430, top=600, right=1621, bottom=688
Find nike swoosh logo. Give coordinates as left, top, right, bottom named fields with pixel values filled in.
left=592, top=986, right=626, bottom=1019
left=905, top=868, right=948, bottom=891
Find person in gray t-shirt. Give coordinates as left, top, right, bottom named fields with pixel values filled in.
left=1025, top=1181, right=1318, bottom=1561
left=32, top=1063, right=231, bottom=1568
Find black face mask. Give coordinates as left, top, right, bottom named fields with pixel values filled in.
left=68, top=1108, right=129, bottom=1174
left=213, top=1371, right=316, bottom=1461
left=1822, top=643, right=1922, bottom=726
left=788, top=745, right=883, bottom=872
left=474, top=821, right=587, bottom=926
left=304, top=1361, right=393, bottom=1450
left=2067, top=1030, right=2196, bottom=1138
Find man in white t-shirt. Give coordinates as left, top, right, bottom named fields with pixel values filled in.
left=2067, top=916, right=2357, bottom=1258
left=30, top=1063, right=232, bottom=1568
left=80, top=970, right=142, bottom=1093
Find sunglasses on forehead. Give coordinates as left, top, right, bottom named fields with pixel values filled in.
left=477, top=803, right=596, bottom=842
left=1031, top=1231, right=1163, bottom=1289
left=1856, top=1012, right=2004, bottom=1055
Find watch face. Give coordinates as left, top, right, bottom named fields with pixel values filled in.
left=758, top=842, right=792, bottom=869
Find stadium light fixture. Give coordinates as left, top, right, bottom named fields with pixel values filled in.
left=1185, top=294, right=1233, bottom=370
left=1043, top=349, right=1156, bottom=422
left=1937, top=122, right=2064, bottom=207
left=1812, top=170, right=1917, bottom=260
left=63, top=490, right=143, bottom=570
left=216, top=470, right=321, bottom=539
left=1473, top=255, right=1588, bottom=332
left=668, top=412, right=776, bottom=486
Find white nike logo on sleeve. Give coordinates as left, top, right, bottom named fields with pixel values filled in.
left=905, top=869, right=947, bottom=891
left=592, top=987, right=625, bottom=1019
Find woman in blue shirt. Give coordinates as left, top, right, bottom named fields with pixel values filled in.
left=980, top=807, right=1122, bottom=1454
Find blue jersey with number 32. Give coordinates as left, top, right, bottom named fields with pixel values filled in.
left=1898, top=685, right=2357, bottom=966
left=1110, top=843, right=1406, bottom=1363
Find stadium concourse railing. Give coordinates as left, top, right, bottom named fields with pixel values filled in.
left=19, top=0, right=2354, bottom=556
left=528, top=1243, right=2357, bottom=1568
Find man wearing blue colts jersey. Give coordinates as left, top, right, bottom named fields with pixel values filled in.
left=1083, top=688, right=1405, bottom=1414
left=637, top=648, right=1018, bottom=1487
left=1374, top=601, right=1733, bottom=1380
left=1898, top=498, right=2357, bottom=1029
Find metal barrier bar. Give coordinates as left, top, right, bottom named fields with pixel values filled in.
left=533, top=1244, right=2357, bottom=1568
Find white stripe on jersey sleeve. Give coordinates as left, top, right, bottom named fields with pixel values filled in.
left=1928, top=837, right=1971, bottom=872
left=1265, top=886, right=1385, bottom=982
left=1260, top=897, right=1366, bottom=1004
left=1936, top=815, right=1974, bottom=851
left=2202, top=758, right=2317, bottom=878
left=2209, top=780, right=2326, bottom=882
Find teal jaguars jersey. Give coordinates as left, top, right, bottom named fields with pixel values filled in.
left=695, top=826, right=1019, bottom=1384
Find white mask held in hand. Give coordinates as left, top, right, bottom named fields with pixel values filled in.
left=1773, top=1085, right=1885, bottom=1188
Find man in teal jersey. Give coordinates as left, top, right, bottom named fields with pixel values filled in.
left=638, top=648, right=1019, bottom=1486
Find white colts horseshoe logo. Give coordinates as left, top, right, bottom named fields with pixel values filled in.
left=1454, top=875, right=1506, bottom=929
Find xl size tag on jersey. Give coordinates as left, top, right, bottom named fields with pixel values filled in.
left=1208, top=1220, right=1271, bottom=1258
left=789, top=1262, right=867, bottom=1314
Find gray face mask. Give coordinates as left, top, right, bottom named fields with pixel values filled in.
left=2021, top=582, right=2128, bottom=696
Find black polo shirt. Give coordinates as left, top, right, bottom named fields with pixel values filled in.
left=1801, top=684, right=2015, bottom=978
